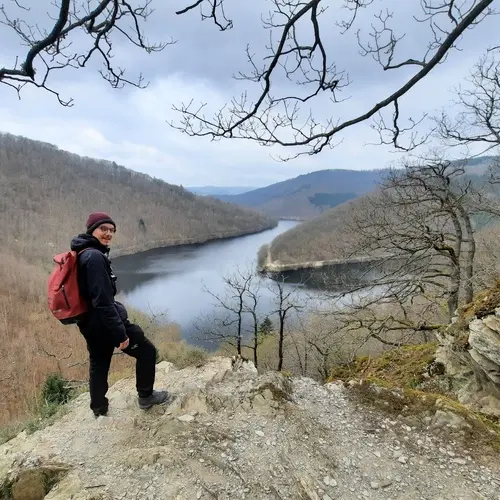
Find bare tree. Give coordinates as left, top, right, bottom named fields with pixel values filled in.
left=196, top=266, right=261, bottom=357
left=437, top=52, right=500, bottom=152
left=266, top=273, right=303, bottom=371
left=327, top=153, right=499, bottom=337
left=243, top=275, right=263, bottom=367
left=1, top=1, right=496, bottom=152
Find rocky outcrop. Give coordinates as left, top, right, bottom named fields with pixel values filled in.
left=1, top=357, right=500, bottom=500
left=470, top=316, right=500, bottom=368
left=436, top=309, right=500, bottom=417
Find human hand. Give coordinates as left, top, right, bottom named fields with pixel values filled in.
left=119, top=338, right=130, bottom=350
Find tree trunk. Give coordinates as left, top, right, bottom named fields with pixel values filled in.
left=459, top=207, right=475, bottom=304
left=236, top=297, right=243, bottom=355
left=277, top=312, right=285, bottom=372
left=252, top=314, right=258, bottom=368
left=447, top=260, right=460, bottom=322
left=447, top=208, right=463, bottom=322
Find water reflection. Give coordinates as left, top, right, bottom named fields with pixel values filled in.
left=112, top=221, right=305, bottom=344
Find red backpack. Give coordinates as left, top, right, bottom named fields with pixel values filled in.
left=47, top=249, right=89, bottom=324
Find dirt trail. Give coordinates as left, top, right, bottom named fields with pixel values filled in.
left=1, top=357, right=499, bottom=500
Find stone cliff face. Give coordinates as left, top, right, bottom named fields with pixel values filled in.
left=1, top=357, right=500, bottom=499
left=436, top=309, right=500, bottom=417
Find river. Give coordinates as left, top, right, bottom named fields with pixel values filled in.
left=113, top=221, right=309, bottom=346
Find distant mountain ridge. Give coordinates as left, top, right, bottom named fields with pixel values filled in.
left=187, top=186, right=259, bottom=196
left=214, top=169, right=385, bottom=219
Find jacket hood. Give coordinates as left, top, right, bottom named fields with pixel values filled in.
left=70, top=233, right=109, bottom=254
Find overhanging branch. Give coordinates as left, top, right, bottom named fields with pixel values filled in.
left=0, top=0, right=172, bottom=104
left=172, top=0, right=494, bottom=156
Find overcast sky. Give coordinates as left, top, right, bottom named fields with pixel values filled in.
left=0, top=1, right=498, bottom=187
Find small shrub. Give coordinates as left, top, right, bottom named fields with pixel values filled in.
left=156, top=341, right=208, bottom=369
left=0, top=422, right=23, bottom=445
left=41, top=374, right=71, bottom=406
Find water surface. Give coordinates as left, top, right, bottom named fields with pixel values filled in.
left=113, top=221, right=303, bottom=345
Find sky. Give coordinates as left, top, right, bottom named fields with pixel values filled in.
left=0, top=0, right=498, bottom=188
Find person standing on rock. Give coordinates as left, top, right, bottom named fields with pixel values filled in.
left=71, top=212, right=171, bottom=417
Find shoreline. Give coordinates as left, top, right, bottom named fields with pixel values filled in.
left=111, top=221, right=279, bottom=260
left=258, top=250, right=396, bottom=274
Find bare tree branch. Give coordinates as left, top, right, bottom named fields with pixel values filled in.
left=0, top=0, right=172, bottom=104
left=437, top=54, right=500, bottom=149
left=176, top=0, right=232, bottom=30
left=172, top=0, right=495, bottom=156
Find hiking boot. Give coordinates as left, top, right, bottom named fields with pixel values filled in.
left=138, top=390, right=172, bottom=410
left=92, top=405, right=108, bottom=418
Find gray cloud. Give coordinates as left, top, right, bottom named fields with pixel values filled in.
left=0, top=1, right=498, bottom=187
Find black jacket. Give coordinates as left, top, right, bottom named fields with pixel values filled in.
left=71, top=234, right=128, bottom=347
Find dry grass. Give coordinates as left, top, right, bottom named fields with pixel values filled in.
left=460, top=279, right=500, bottom=321
left=328, top=343, right=439, bottom=389
left=0, top=253, right=85, bottom=426
left=0, top=253, right=186, bottom=428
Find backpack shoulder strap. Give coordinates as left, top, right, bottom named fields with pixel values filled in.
left=77, top=248, right=92, bottom=256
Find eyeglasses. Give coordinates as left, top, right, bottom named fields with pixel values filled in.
left=98, top=225, right=116, bottom=234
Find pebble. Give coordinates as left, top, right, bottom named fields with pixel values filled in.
left=255, top=430, right=265, bottom=437
left=323, top=476, right=337, bottom=487
left=178, top=414, right=195, bottom=423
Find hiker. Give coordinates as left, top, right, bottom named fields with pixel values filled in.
left=70, top=212, right=170, bottom=417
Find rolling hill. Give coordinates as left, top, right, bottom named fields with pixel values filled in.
left=187, top=185, right=259, bottom=196
left=267, top=156, right=498, bottom=266
left=215, top=169, right=385, bottom=219
left=0, top=133, right=276, bottom=264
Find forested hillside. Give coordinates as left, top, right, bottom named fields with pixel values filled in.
left=0, top=133, right=275, bottom=265
left=215, top=169, right=384, bottom=218
left=187, top=185, right=258, bottom=196
left=269, top=156, right=498, bottom=265
left=0, top=132, right=275, bottom=426
left=269, top=198, right=362, bottom=264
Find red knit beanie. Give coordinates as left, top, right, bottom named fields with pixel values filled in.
left=86, top=212, right=116, bottom=234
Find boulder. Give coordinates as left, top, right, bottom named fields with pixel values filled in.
left=430, top=410, right=470, bottom=430
left=11, top=469, right=46, bottom=500
left=483, top=314, right=500, bottom=334
left=469, top=348, right=500, bottom=385
left=468, top=319, right=500, bottom=366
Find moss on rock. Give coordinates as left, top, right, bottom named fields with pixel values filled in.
left=461, top=280, right=500, bottom=321
left=328, top=343, right=439, bottom=389
left=11, top=470, right=46, bottom=500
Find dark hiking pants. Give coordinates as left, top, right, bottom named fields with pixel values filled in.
left=82, top=321, right=157, bottom=412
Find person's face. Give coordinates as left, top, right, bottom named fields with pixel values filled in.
left=92, top=223, right=116, bottom=246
